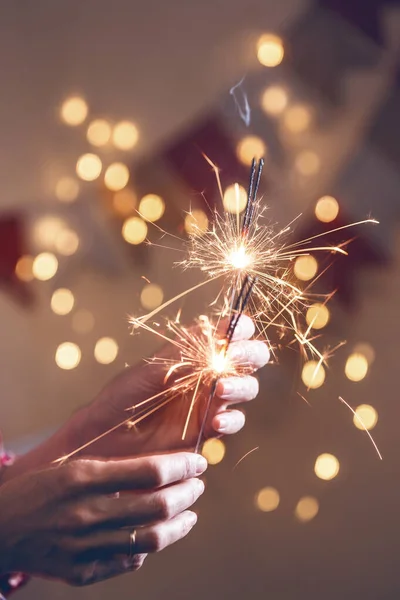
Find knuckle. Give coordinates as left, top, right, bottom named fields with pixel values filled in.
left=155, top=491, right=173, bottom=520
left=66, top=505, right=94, bottom=529
left=180, top=454, right=194, bottom=479
left=126, top=553, right=146, bottom=572
left=65, top=460, right=94, bottom=489
left=145, top=457, right=164, bottom=487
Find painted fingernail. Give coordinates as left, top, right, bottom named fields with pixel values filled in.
left=196, top=455, right=208, bottom=474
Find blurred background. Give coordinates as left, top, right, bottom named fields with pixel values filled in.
left=1, top=0, right=400, bottom=598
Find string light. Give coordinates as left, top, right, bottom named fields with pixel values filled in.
left=302, top=360, right=325, bottom=389
left=255, top=487, right=280, bottom=512
left=139, top=194, right=165, bottom=222
left=72, top=309, right=95, bottom=334
left=184, top=210, right=209, bottom=236
left=15, top=255, right=34, bottom=282
left=76, top=153, right=102, bottom=181
left=60, top=96, right=88, bottom=126
left=314, top=453, right=340, bottom=481
left=94, top=337, right=119, bottom=365
left=112, top=121, right=139, bottom=150
left=223, top=184, right=247, bottom=214
left=32, top=253, right=58, bottom=281
left=51, top=289, right=75, bottom=316
left=122, top=216, right=148, bottom=244
left=295, top=151, right=320, bottom=176
left=237, top=136, right=266, bottom=166
left=261, top=85, right=288, bottom=116
left=345, top=353, right=369, bottom=382
left=87, top=119, right=112, bottom=147
left=201, top=438, right=225, bottom=465
left=55, top=177, right=80, bottom=203
left=283, top=105, right=312, bottom=133
left=55, top=342, right=81, bottom=370
left=353, top=404, right=378, bottom=431
left=315, top=196, right=339, bottom=223
left=294, top=255, right=318, bottom=281
left=295, top=496, right=319, bottom=522
left=140, top=284, right=164, bottom=310
left=104, top=162, right=130, bottom=191
left=306, top=303, right=330, bottom=329
left=55, top=229, right=80, bottom=256
left=257, top=34, right=284, bottom=67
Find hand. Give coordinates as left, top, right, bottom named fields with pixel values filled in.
left=77, top=315, right=269, bottom=457
left=0, top=452, right=206, bottom=586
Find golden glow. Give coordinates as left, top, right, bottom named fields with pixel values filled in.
left=112, top=121, right=139, bottom=150
left=229, top=245, right=251, bottom=269
left=55, top=229, right=80, bottom=256
left=345, top=353, right=369, bottom=382
left=76, top=153, right=102, bottom=181
left=261, top=85, right=288, bottom=116
left=306, top=303, right=330, bottom=329
left=237, top=136, right=266, bottom=166
left=257, top=34, right=284, bottom=67
left=51, top=288, right=75, bottom=316
left=295, top=496, right=319, bottom=522
left=139, top=194, right=165, bottom=222
left=122, top=216, right=148, bottom=244
left=315, top=196, right=339, bottom=223
left=104, top=162, right=130, bottom=191
left=87, top=119, right=112, bottom=147
left=302, top=360, right=325, bottom=389
left=223, top=184, right=247, bottom=214
left=314, top=453, right=340, bottom=481
left=295, top=151, right=320, bottom=176
left=212, top=350, right=228, bottom=374
left=60, top=96, right=88, bottom=126
left=184, top=210, right=209, bottom=236
left=72, top=309, right=95, bottom=334
left=294, top=255, right=318, bottom=281
left=353, top=343, right=375, bottom=365
left=15, top=255, right=34, bottom=282
left=113, top=189, right=137, bottom=216
left=32, top=216, right=66, bottom=249
left=202, top=438, right=225, bottom=465
left=283, top=105, right=312, bottom=133
left=55, top=342, right=81, bottom=370
left=32, top=253, right=58, bottom=281
left=94, top=337, right=119, bottom=365
left=256, top=487, right=280, bottom=512
left=140, top=284, right=164, bottom=310
left=55, top=177, right=80, bottom=203
left=353, top=404, right=378, bottom=431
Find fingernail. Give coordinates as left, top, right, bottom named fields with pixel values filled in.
left=219, top=380, right=234, bottom=398
left=196, top=455, right=208, bottom=474
left=186, top=511, right=198, bottom=526
left=228, top=345, right=244, bottom=361
left=217, top=417, right=228, bottom=431
left=194, top=478, right=205, bottom=494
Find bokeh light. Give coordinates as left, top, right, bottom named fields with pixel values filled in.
left=51, top=288, right=75, bottom=316
left=72, top=309, right=95, bottom=334
left=32, top=216, right=66, bottom=249
left=315, top=195, right=339, bottom=223
left=306, top=303, right=330, bottom=329
left=345, top=353, right=369, bottom=382
left=353, top=404, right=378, bottom=431
left=55, top=229, right=80, bottom=256
left=87, top=119, right=112, bottom=147
left=184, top=210, right=209, bottom=236
left=353, top=343, right=375, bottom=365
left=112, top=121, right=139, bottom=150
left=302, top=360, right=326, bottom=389
left=32, top=252, right=58, bottom=281
left=94, top=337, right=119, bottom=365
left=283, top=105, right=312, bottom=133
left=60, top=96, right=88, bottom=126
left=139, top=194, right=165, bottom=222
left=223, top=184, right=247, bottom=214
left=15, top=255, right=34, bottom=282
left=257, top=34, right=284, bottom=67
left=104, top=162, right=130, bottom=191
left=122, top=216, right=148, bottom=244
left=55, top=177, right=80, bottom=203
left=140, top=283, right=164, bottom=310
left=314, top=453, right=340, bottom=481
left=261, top=85, right=288, bottom=116
left=255, top=487, right=280, bottom=512
left=295, top=151, right=321, bottom=176
left=237, top=135, right=266, bottom=166
left=294, top=255, right=318, bottom=281
left=55, top=342, right=81, bottom=370
left=76, top=153, right=102, bottom=181
left=295, top=496, right=319, bottom=522
left=113, top=189, right=137, bottom=216
left=202, top=438, right=225, bottom=465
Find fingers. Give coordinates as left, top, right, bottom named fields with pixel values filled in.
left=227, top=340, right=270, bottom=371
left=61, top=452, right=207, bottom=496
left=215, top=375, right=259, bottom=403
left=217, top=314, right=255, bottom=342
left=212, top=409, right=245, bottom=434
